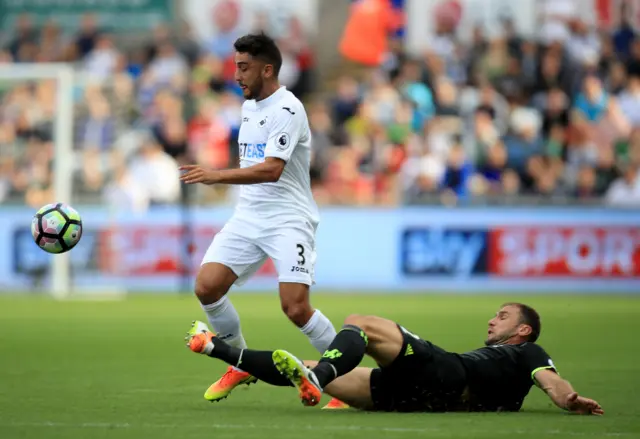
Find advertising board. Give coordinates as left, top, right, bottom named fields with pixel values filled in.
left=1, top=207, right=638, bottom=293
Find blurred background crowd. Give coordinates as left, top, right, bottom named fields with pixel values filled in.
left=1, top=0, right=640, bottom=211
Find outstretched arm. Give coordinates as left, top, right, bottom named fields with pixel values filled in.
left=179, top=157, right=286, bottom=185
left=534, top=369, right=604, bottom=415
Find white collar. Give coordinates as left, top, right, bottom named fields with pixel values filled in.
left=255, top=86, right=287, bottom=110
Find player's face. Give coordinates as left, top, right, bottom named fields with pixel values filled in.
left=234, top=52, right=265, bottom=100
left=485, top=305, right=527, bottom=346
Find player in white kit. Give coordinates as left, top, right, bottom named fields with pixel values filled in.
left=180, top=33, right=346, bottom=409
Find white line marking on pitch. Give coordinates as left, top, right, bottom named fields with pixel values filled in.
left=0, top=421, right=629, bottom=437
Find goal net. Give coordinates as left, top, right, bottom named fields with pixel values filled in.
left=0, top=63, right=193, bottom=299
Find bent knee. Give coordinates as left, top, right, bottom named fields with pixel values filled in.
left=281, top=300, right=313, bottom=327
left=344, top=314, right=377, bottom=332
left=194, top=279, right=226, bottom=304
left=343, top=314, right=399, bottom=343
left=194, top=264, right=235, bottom=304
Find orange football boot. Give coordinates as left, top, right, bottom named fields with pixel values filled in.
left=185, top=320, right=258, bottom=402
left=272, top=349, right=323, bottom=406
left=322, top=397, right=350, bottom=410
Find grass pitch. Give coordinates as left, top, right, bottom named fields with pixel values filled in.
left=0, top=293, right=639, bottom=439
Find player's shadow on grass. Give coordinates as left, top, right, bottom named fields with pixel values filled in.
left=312, top=408, right=563, bottom=417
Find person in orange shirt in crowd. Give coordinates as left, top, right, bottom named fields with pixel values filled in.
left=339, top=0, right=405, bottom=67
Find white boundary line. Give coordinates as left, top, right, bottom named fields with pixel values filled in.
left=0, top=421, right=630, bottom=437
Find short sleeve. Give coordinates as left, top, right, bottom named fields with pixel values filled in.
left=264, top=105, right=304, bottom=162
left=521, top=343, right=557, bottom=383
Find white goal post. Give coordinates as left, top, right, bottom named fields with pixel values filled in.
left=0, top=63, right=74, bottom=299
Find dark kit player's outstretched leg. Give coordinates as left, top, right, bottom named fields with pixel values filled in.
left=187, top=321, right=292, bottom=388
left=186, top=319, right=384, bottom=410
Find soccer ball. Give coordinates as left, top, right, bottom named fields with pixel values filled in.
left=31, top=203, right=83, bottom=254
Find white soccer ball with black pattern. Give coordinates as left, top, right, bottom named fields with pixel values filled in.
left=31, top=203, right=83, bottom=254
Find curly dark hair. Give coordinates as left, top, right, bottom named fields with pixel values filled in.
left=233, top=33, right=282, bottom=76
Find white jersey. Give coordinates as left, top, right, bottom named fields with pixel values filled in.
left=233, top=86, right=319, bottom=227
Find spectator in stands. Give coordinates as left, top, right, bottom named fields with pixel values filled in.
left=176, top=21, right=203, bottom=68
left=461, top=82, right=510, bottom=136
left=332, top=76, right=361, bottom=127
left=572, top=75, right=609, bottom=123
left=144, top=24, right=173, bottom=66
left=36, top=21, right=65, bottom=63
left=504, top=107, right=544, bottom=174
left=573, top=165, right=599, bottom=200
left=111, top=74, right=141, bottom=128
left=627, top=38, right=640, bottom=68
left=275, top=39, right=301, bottom=91
left=566, top=20, right=601, bottom=66
left=205, top=0, right=241, bottom=61
left=617, top=63, right=640, bottom=127
left=544, top=123, right=567, bottom=162
left=398, top=60, right=435, bottom=130
left=538, top=0, right=577, bottom=46
left=12, top=138, right=53, bottom=208
left=476, top=141, right=508, bottom=195
left=594, top=146, right=619, bottom=195
left=276, top=16, right=316, bottom=98
left=151, top=91, right=188, bottom=162
left=124, top=48, right=146, bottom=80
left=84, top=34, right=120, bottom=80
left=541, top=87, right=570, bottom=136
left=78, top=95, right=116, bottom=151
left=441, top=136, right=473, bottom=201
left=74, top=14, right=100, bottom=59
left=127, top=134, right=181, bottom=206
left=308, top=102, right=339, bottom=188
left=532, top=157, right=563, bottom=198
left=2, top=5, right=640, bottom=208
left=613, top=3, right=636, bottom=59
left=605, top=163, right=640, bottom=206
left=104, top=163, right=149, bottom=213
left=148, top=42, right=189, bottom=86
left=574, top=74, right=630, bottom=153
left=400, top=133, right=442, bottom=203
left=469, top=106, right=499, bottom=163
left=434, top=77, right=460, bottom=118
left=478, top=35, right=510, bottom=82
left=188, top=98, right=230, bottom=171
left=519, top=40, right=538, bottom=91
left=494, top=56, right=526, bottom=102
left=5, top=14, right=37, bottom=61
left=605, top=60, right=628, bottom=94
left=501, top=169, right=522, bottom=198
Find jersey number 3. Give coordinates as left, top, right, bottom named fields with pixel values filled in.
left=296, top=244, right=305, bottom=265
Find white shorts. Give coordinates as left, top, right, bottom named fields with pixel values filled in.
left=201, top=220, right=317, bottom=286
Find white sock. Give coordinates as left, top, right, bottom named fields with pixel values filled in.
left=300, top=309, right=337, bottom=353
left=201, top=296, right=247, bottom=371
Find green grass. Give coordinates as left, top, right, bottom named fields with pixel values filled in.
left=0, top=294, right=639, bottom=439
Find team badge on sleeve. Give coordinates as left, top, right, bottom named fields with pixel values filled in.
left=276, top=132, right=290, bottom=150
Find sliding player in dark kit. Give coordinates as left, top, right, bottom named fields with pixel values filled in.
left=186, top=303, right=603, bottom=414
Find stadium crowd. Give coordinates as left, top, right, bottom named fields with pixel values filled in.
left=1, top=7, right=640, bottom=210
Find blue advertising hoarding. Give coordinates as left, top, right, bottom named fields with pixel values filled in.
left=1, top=206, right=639, bottom=293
